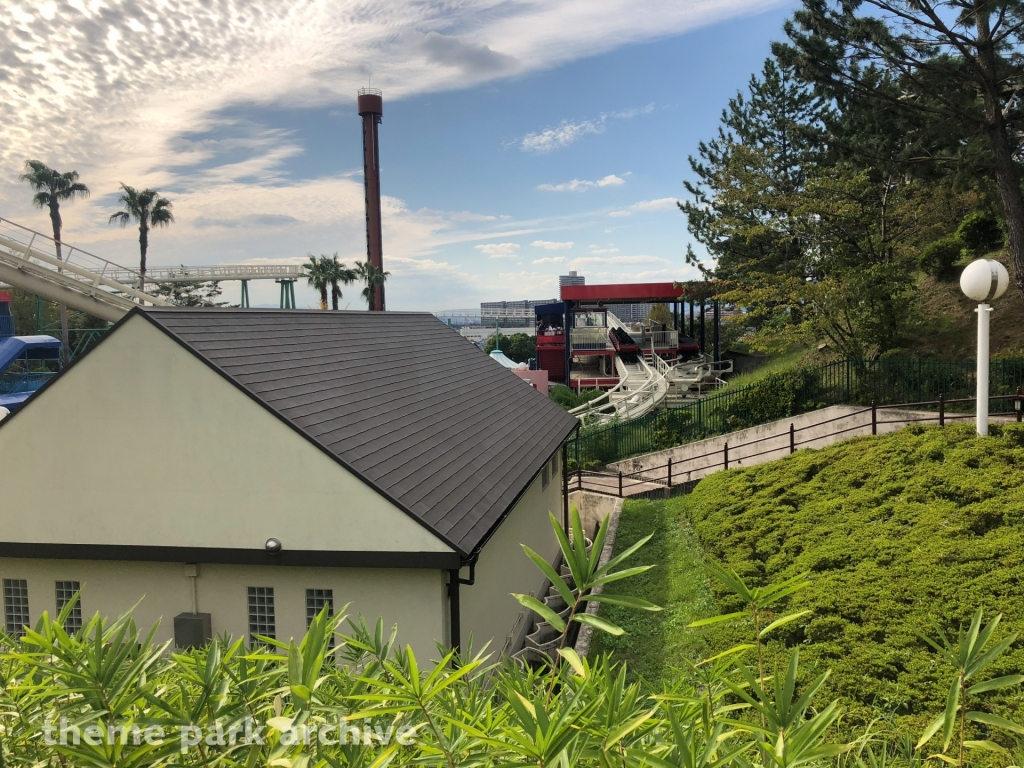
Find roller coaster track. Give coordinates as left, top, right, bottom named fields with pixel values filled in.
left=568, top=311, right=734, bottom=425
left=0, top=216, right=171, bottom=322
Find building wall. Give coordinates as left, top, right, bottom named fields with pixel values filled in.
left=0, top=315, right=452, bottom=555
left=0, top=558, right=447, bottom=657
left=458, top=450, right=563, bottom=659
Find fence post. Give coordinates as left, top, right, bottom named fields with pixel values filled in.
left=871, top=400, right=877, bottom=435
left=724, top=442, right=729, bottom=470
left=789, top=423, right=795, bottom=454
left=667, top=457, right=673, bottom=488
left=618, top=471, right=623, bottom=498
left=939, top=393, right=945, bottom=427
left=1017, top=387, right=1023, bottom=423
left=577, top=468, right=582, bottom=492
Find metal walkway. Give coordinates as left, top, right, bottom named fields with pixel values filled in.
left=107, top=264, right=304, bottom=286
left=0, top=217, right=305, bottom=318
left=0, top=216, right=170, bottom=322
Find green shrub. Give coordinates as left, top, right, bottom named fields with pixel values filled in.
left=956, top=211, right=1004, bottom=255
left=919, top=236, right=964, bottom=280
left=596, top=425, right=1024, bottom=733
left=687, top=424, right=1024, bottom=728
left=550, top=385, right=605, bottom=411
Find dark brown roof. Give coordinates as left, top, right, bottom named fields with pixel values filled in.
left=138, top=308, right=578, bottom=559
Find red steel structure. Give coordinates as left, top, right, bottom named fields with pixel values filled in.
left=535, top=282, right=709, bottom=386
left=358, top=88, right=385, bottom=311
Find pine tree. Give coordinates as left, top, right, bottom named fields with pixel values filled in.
left=774, top=0, right=1024, bottom=299
left=681, top=59, right=830, bottom=286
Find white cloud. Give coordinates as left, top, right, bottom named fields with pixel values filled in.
left=538, top=175, right=626, bottom=192
left=517, top=103, right=656, bottom=153
left=533, top=256, right=568, bottom=264
left=0, top=0, right=777, bottom=310
left=609, top=197, right=679, bottom=217
left=532, top=240, right=574, bottom=250
left=450, top=211, right=498, bottom=222
left=520, top=119, right=604, bottom=153
left=475, top=242, right=521, bottom=258
left=570, top=254, right=669, bottom=266
left=587, top=247, right=620, bottom=254
left=632, top=197, right=679, bottom=211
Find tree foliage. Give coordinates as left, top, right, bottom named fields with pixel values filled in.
left=151, top=280, right=227, bottom=307
left=484, top=332, right=535, bottom=363
left=108, top=184, right=174, bottom=294
left=681, top=43, right=1004, bottom=357
left=19, top=160, right=90, bottom=362
left=774, top=0, right=1024, bottom=299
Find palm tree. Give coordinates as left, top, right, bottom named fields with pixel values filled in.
left=355, top=261, right=391, bottom=311
left=303, top=254, right=331, bottom=310
left=108, top=185, right=174, bottom=295
left=19, top=160, right=90, bottom=362
left=322, top=254, right=358, bottom=310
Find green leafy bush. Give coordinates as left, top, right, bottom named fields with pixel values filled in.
left=919, top=236, right=964, bottom=280
left=595, top=425, right=1024, bottom=737
left=956, top=211, right=1004, bottom=255
left=550, top=385, right=605, bottom=411
left=685, top=425, right=1024, bottom=729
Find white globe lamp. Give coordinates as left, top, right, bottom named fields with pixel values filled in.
left=960, top=259, right=1011, bottom=435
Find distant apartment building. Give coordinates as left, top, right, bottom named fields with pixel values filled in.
left=554, top=272, right=650, bottom=323
left=612, top=303, right=653, bottom=323
left=479, top=299, right=557, bottom=326
left=558, top=271, right=585, bottom=288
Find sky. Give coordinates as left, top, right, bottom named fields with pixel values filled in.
left=0, top=0, right=796, bottom=311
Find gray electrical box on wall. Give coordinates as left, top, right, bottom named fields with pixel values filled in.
left=173, top=613, right=212, bottom=649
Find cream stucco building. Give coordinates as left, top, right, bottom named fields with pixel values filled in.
left=0, top=308, right=578, bottom=659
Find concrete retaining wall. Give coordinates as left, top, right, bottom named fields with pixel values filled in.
left=607, top=405, right=984, bottom=483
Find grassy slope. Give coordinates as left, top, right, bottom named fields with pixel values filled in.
left=592, top=423, right=1024, bottom=729
left=914, top=270, right=1024, bottom=358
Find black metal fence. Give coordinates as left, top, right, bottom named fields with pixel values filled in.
left=567, top=358, right=1024, bottom=468
left=574, top=394, right=1024, bottom=497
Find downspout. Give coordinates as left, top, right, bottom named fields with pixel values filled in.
left=448, top=569, right=461, bottom=656
left=562, top=437, right=571, bottom=533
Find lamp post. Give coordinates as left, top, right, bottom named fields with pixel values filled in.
left=959, top=258, right=1010, bottom=436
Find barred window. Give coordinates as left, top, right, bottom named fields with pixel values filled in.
left=305, top=589, right=334, bottom=628
left=551, top=451, right=560, bottom=478
left=247, top=587, right=275, bottom=642
left=55, top=581, right=83, bottom=635
left=542, top=463, right=550, bottom=488
left=3, top=579, right=30, bottom=638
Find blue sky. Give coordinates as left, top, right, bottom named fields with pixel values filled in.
left=1, top=0, right=795, bottom=310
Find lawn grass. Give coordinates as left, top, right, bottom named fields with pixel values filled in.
left=589, top=423, right=1024, bottom=731
left=589, top=497, right=717, bottom=688
left=722, top=347, right=808, bottom=391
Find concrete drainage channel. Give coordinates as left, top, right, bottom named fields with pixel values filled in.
left=511, top=493, right=624, bottom=666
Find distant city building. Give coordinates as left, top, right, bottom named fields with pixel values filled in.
left=559, top=270, right=585, bottom=288
left=480, top=299, right=557, bottom=326
left=613, top=304, right=653, bottom=323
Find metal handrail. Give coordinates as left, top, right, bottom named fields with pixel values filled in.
left=0, top=216, right=171, bottom=308
left=576, top=393, right=1024, bottom=497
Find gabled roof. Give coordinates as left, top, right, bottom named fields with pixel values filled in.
left=132, top=308, right=578, bottom=559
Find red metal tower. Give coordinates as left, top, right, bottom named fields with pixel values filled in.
left=358, top=87, right=385, bottom=311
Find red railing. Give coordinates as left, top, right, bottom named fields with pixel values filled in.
left=573, top=392, right=1024, bottom=498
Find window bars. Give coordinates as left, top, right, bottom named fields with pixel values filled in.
left=247, top=587, right=276, bottom=642
left=3, top=579, right=30, bottom=638
left=55, top=581, right=82, bottom=635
